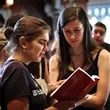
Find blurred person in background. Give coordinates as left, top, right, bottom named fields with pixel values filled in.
left=92, top=22, right=110, bottom=52
left=4, top=13, right=25, bottom=28
left=0, top=14, right=24, bottom=67
left=0, top=14, right=7, bottom=67
left=0, top=29, right=8, bottom=67
left=0, top=14, right=5, bottom=28
left=4, top=13, right=25, bottom=54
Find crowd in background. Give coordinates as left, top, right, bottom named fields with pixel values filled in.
left=0, top=5, right=110, bottom=110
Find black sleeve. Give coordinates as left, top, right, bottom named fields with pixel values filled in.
left=5, top=68, right=31, bottom=104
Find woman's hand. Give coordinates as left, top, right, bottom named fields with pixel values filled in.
left=48, top=80, right=65, bottom=93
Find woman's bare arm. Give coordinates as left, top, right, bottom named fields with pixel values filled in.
left=81, top=49, right=110, bottom=109
left=7, top=97, right=29, bottom=110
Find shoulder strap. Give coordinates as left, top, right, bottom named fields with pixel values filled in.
left=95, top=49, right=102, bottom=61
left=92, top=49, right=103, bottom=68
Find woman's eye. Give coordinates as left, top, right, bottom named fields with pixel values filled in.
left=65, top=30, right=69, bottom=32
left=75, top=29, right=79, bottom=32
left=64, top=29, right=81, bottom=34
left=64, top=30, right=71, bottom=33
left=39, top=42, right=45, bottom=45
left=74, top=29, right=81, bottom=34
left=39, top=41, right=48, bottom=47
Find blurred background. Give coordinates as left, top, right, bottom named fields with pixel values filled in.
left=0, top=0, right=110, bottom=43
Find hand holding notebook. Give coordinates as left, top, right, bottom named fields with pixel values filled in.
left=50, top=67, right=99, bottom=103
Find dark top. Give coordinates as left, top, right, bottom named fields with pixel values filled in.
left=61, top=50, right=102, bottom=110
left=102, top=42, right=110, bottom=52
left=0, top=60, right=48, bottom=110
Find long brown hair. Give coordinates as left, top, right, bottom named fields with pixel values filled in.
left=57, top=7, right=98, bottom=80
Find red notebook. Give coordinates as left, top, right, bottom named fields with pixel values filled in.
left=50, top=67, right=99, bottom=102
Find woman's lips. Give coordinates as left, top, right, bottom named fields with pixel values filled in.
left=70, top=40, right=78, bottom=43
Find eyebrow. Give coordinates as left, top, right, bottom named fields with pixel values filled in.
left=63, top=27, right=81, bottom=30
left=39, top=39, right=48, bottom=42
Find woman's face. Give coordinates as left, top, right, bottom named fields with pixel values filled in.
left=25, top=32, right=49, bottom=62
left=62, top=19, right=84, bottom=48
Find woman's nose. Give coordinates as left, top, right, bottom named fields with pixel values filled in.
left=44, top=44, right=49, bottom=52
left=70, top=34, right=75, bottom=39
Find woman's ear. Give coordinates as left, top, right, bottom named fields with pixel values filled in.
left=19, top=36, right=27, bottom=49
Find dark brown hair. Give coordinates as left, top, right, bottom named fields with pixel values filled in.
left=57, top=7, right=97, bottom=80
left=4, top=13, right=25, bottom=28
left=94, top=22, right=106, bottom=32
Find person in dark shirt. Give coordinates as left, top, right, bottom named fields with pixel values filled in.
left=92, top=21, right=110, bottom=52
left=49, top=6, right=110, bottom=110
left=0, top=16, right=73, bottom=110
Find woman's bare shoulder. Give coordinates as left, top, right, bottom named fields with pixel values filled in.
left=99, top=49, right=110, bottom=58
left=92, top=48, right=109, bottom=60
left=97, top=49, right=110, bottom=67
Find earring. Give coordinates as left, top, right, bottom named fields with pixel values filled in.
left=23, top=47, right=26, bottom=52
